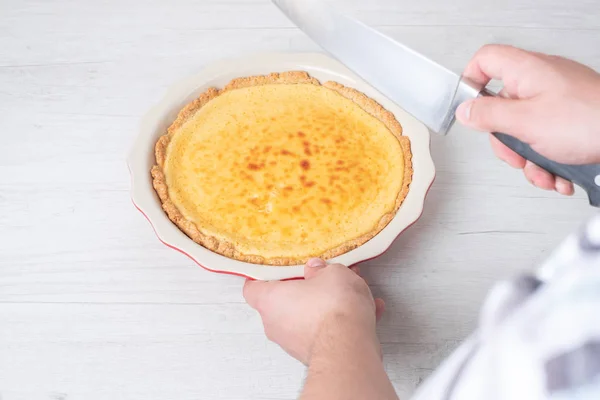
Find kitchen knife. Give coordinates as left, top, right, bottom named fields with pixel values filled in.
left=272, top=0, right=600, bottom=207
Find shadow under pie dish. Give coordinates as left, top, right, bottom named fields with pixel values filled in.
left=151, top=71, right=413, bottom=266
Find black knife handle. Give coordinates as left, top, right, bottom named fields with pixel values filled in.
left=492, top=133, right=600, bottom=206
left=478, top=90, right=600, bottom=207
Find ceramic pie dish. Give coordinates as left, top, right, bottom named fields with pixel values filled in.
left=128, top=53, right=435, bottom=281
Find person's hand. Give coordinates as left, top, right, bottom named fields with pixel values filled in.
left=243, top=259, right=385, bottom=365
left=456, top=44, right=600, bottom=195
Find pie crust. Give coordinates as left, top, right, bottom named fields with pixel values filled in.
left=151, top=71, right=412, bottom=266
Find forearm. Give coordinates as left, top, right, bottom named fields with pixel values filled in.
left=300, top=314, right=399, bottom=400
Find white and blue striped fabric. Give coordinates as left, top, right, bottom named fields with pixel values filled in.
left=413, top=216, right=600, bottom=400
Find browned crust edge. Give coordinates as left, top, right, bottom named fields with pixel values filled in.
left=152, top=71, right=413, bottom=266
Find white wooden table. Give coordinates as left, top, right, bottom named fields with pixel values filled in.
left=1, top=1, right=598, bottom=399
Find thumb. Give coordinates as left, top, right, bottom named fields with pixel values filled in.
left=456, top=97, right=533, bottom=140
left=304, top=258, right=328, bottom=279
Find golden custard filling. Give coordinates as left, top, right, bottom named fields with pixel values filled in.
left=152, top=72, right=412, bottom=266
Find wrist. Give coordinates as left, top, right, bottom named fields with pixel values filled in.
left=308, top=311, right=380, bottom=365
left=301, top=313, right=397, bottom=400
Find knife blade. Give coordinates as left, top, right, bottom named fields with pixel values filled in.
left=272, top=0, right=480, bottom=136
left=272, top=0, right=600, bottom=207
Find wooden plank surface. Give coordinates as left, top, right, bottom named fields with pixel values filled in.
left=1, top=0, right=598, bottom=398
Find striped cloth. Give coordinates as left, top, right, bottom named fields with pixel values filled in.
left=412, top=216, right=600, bottom=400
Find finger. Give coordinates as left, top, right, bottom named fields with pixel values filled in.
left=350, top=265, right=370, bottom=286
left=523, top=161, right=555, bottom=191
left=555, top=177, right=575, bottom=196
left=490, top=134, right=527, bottom=169
left=305, top=258, right=328, bottom=280
left=349, top=265, right=361, bottom=276
left=463, top=44, right=536, bottom=87
left=498, top=88, right=511, bottom=99
left=456, top=97, right=534, bottom=141
left=243, top=279, right=274, bottom=312
left=375, top=298, right=386, bottom=322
